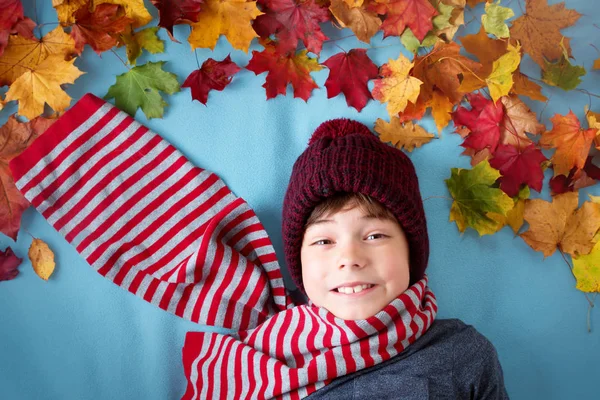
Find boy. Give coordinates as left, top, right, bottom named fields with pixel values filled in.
left=281, top=118, right=509, bottom=398
left=9, top=94, right=507, bottom=399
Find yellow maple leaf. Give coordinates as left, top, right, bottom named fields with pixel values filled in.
left=520, top=192, right=600, bottom=258
left=53, top=0, right=88, bottom=25
left=329, top=0, right=381, bottom=43
left=594, top=58, right=600, bottom=70
left=572, top=229, right=600, bottom=293
left=374, top=117, right=435, bottom=152
left=188, top=0, right=263, bottom=52
left=28, top=238, right=56, bottom=281
left=0, top=27, right=76, bottom=86
left=428, top=90, right=453, bottom=134
left=486, top=43, right=521, bottom=103
left=96, top=0, right=152, bottom=28
left=5, top=55, right=84, bottom=119
left=372, top=54, right=422, bottom=118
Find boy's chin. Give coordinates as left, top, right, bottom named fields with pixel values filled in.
left=326, top=304, right=381, bottom=321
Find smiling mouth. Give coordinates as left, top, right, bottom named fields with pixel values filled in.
left=331, top=284, right=377, bottom=296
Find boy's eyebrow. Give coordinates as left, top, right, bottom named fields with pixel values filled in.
left=309, top=214, right=382, bottom=226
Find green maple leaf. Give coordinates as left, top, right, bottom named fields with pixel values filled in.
left=542, top=55, right=586, bottom=91
left=105, top=61, right=180, bottom=119
left=121, top=27, right=165, bottom=65
left=445, top=160, right=514, bottom=236
left=482, top=0, right=514, bottom=39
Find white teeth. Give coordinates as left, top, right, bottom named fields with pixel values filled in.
left=336, top=284, right=373, bottom=294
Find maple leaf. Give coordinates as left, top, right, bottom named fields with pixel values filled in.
left=150, top=0, right=204, bottom=40
left=400, top=0, right=464, bottom=53
left=322, top=49, right=379, bottom=111
left=486, top=42, right=520, bottom=103
left=520, top=192, right=600, bottom=258
left=499, top=94, right=544, bottom=150
left=503, top=186, right=530, bottom=234
left=329, top=0, right=381, bottom=44
left=549, top=156, right=600, bottom=195
left=509, top=0, right=581, bottom=68
left=0, top=26, right=77, bottom=86
left=95, top=0, right=152, bottom=28
left=29, top=238, right=56, bottom=281
left=371, top=54, right=423, bottom=117
left=372, top=0, right=438, bottom=41
left=466, top=0, right=485, bottom=7
left=512, top=71, right=546, bottom=102
left=489, top=143, right=547, bottom=197
left=246, top=43, right=322, bottom=101
left=445, top=159, right=514, bottom=236
left=0, top=0, right=35, bottom=57
left=542, top=54, right=586, bottom=91
left=428, top=89, right=453, bottom=133
left=5, top=54, right=84, bottom=119
left=572, top=237, right=600, bottom=293
left=0, top=246, right=22, bottom=281
left=53, top=0, right=88, bottom=25
left=182, top=55, right=241, bottom=105
left=70, top=3, right=133, bottom=54
left=105, top=61, right=180, bottom=119
left=120, top=26, right=165, bottom=64
left=188, top=0, right=262, bottom=52
left=481, top=0, right=513, bottom=39
left=0, top=115, right=55, bottom=240
left=452, top=93, right=504, bottom=153
left=409, top=41, right=482, bottom=109
left=256, top=0, right=330, bottom=54
left=539, top=111, right=597, bottom=177
left=374, top=117, right=435, bottom=151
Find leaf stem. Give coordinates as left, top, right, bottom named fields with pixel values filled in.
left=111, top=49, right=131, bottom=70
left=423, top=195, right=453, bottom=202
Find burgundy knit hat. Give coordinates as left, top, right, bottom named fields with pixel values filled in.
left=282, top=118, right=429, bottom=295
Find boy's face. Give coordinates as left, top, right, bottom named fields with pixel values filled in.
left=300, top=202, right=410, bottom=320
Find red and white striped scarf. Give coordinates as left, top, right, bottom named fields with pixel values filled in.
left=10, top=94, right=437, bottom=400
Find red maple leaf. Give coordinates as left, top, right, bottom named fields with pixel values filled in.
left=452, top=93, right=504, bottom=153
left=71, top=3, right=134, bottom=54
left=150, top=0, right=203, bottom=40
left=489, top=143, right=547, bottom=197
left=246, top=41, right=322, bottom=101
left=322, top=49, right=379, bottom=112
left=255, top=0, right=330, bottom=54
left=369, top=0, right=437, bottom=41
left=0, top=0, right=35, bottom=56
left=549, top=156, right=600, bottom=195
left=0, top=246, right=22, bottom=281
left=182, top=55, right=241, bottom=105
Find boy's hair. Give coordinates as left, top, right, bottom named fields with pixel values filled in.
left=304, top=192, right=397, bottom=233
left=282, top=118, right=429, bottom=295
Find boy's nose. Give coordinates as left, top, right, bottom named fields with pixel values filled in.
left=337, top=243, right=367, bottom=269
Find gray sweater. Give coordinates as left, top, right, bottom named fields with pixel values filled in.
left=306, top=318, right=509, bottom=399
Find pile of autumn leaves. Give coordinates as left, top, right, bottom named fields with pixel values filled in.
left=0, top=0, right=599, bottom=293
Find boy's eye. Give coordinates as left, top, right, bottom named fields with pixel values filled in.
left=312, top=239, right=333, bottom=245
left=366, top=233, right=387, bottom=240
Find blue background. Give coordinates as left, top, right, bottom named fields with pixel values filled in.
left=1, top=0, right=600, bottom=399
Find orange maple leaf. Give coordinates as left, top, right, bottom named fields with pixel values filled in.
left=539, top=111, right=597, bottom=177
